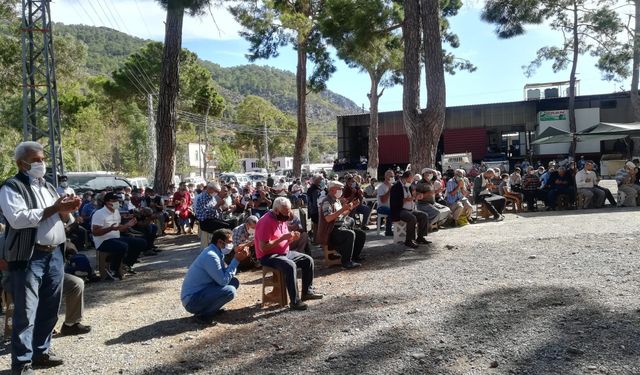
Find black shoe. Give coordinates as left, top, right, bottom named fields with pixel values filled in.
left=342, top=261, right=361, bottom=269
left=494, top=215, right=505, bottom=221
left=290, top=301, right=308, bottom=310
left=416, top=237, right=431, bottom=245
left=193, top=315, right=217, bottom=325
left=353, top=256, right=366, bottom=262
left=87, top=274, right=102, bottom=283
left=404, top=240, right=419, bottom=249
left=301, top=291, right=324, bottom=301
left=32, top=352, right=64, bottom=368
left=12, top=364, right=34, bottom=375
left=384, top=231, right=393, bottom=237
left=59, top=323, right=92, bottom=336
left=101, top=269, right=116, bottom=281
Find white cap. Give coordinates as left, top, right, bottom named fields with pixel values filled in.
left=421, top=168, right=435, bottom=175
left=626, top=161, right=636, bottom=169
left=327, top=181, right=344, bottom=189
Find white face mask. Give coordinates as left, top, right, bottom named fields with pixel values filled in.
left=404, top=182, right=412, bottom=188
left=111, top=202, right=120, bottom=211
left=334, top=190, right=343, bottom=199
left=25, top=161, right=46, bottom=179
left=247, top=228, right=255, bottom=235
left=222, top=242, right=234, bottom=254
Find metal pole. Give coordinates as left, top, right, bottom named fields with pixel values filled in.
left=203, top=102, right=210, bottom=178
left=263, top=121, right=270, bottom=172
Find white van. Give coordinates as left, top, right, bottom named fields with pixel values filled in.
left=128, top=177, right=150, bottom=190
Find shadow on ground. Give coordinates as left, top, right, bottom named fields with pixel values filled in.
left=133, top=285, right=640, bottom=375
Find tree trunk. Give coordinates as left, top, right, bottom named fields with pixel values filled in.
left=568, top=0, right=579, bottom=157
left=420, top=0, right=446, bottom=172
left=367, top=73, right=381, bottom=179
left=293, top=47, right=308, bottom=178
left=154, top=6, right=184, bottom=193
left=631, top=0, right=640, bottom=121
left=402, top=0, right=423, bottom=173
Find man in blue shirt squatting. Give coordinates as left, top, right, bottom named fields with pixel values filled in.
left=180, top=228, right=249, bottom=324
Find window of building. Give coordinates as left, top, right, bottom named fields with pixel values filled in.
left=600, top=100, right=617, bottom=109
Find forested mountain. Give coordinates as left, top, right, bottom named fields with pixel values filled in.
left=54, top=23, right=361, bottom=123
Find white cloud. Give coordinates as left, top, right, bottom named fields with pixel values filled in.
left=50, top=0, right=243, bottom=41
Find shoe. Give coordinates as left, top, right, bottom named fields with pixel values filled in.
left=301, top=291, right=324, bottom=301
left=328, top=253, right=341, bottom=261
left=101, top=269, right=116, bottom=281
left=192, top=315, right=217, bottom=325
left=87, top=274, right=102, bottom=283
left=32, top=352, right=64, bottom=368
left=353, top=256, right=365, bottom=262
left=360, top=227, right=371, bottom=231
left=416, top=237, right=432, bottom=245
left=494, top=215, right=504, bottom=221
left=290, top=301, right=308, bottom=311
left=342, top=261, right=361, bottom=269
left=143, top=250, right=158, bottom=256
left=384, top=232, right=393, bottom=237
left=124, top=265, right=137, bottom=275
left=404, top=240, right=419, bottom=249
left=12, top=364, right=34, bottom=375
left=59, top=323, right=92, bottom=336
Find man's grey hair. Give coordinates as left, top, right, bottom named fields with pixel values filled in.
left=15, top=141, right=44, bottom=161
left=245, top=215, right=259, bottom=224
left=455, top=169, right=465, bottom=176
left=272, top=196, right=291, bottom=211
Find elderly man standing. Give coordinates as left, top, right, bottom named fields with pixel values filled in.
left=255, top=197, right=323, bottom=310
left=0, top=142, right=81, bottom=374
left=575, top=161, right=606, bottom=209
left=390, top=171, right=430, bottom=248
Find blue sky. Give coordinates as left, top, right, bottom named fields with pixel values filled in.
left=51, top=0, right=630, bottom=113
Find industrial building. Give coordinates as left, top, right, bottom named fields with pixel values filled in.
left=337, top=86, right=637, bottom=172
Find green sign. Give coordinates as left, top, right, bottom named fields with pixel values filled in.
left=539, top=110, right=567, bottom=122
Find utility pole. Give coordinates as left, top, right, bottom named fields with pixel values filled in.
left=202, top=102, right=210, bottom=179
left=21, top=0, right=63, bottom=186
left=263, top=121, right=270, bottom=172
left=147, top=93, right=157, bottom=178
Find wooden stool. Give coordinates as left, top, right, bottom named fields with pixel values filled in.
left=392, top=221, right=407, bottom=243
left=97, top=251, right=124, bottom=279
left=477, top=204, right=492, bottom=219
left=323, top=245, right=342, bottom=267
left=261, top=266, right=288, bottom=307
left=3, top=290, right=13, bottom=340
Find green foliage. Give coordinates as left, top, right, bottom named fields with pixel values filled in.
left=229, top=0, right=336, bottom=92
left=55, top=23, right=147, bottom=76
left=215, top=143, right=241, bottom=172
left=481, top=0, right=624, bottom=79
left=234, top=95, right=296, bottom=159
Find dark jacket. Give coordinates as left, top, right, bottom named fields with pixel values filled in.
left=389, top=180, right=408, bottom=221
left=2, top=173, right=57, bottom=270
left=306, top=183, right=321, bottom=219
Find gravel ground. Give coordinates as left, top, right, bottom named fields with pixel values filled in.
left=1, top=204, right=640, bottom=375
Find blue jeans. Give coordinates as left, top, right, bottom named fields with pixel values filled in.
left=184, top=277, right=239, bottom=318
left=260, top=251, right=314, bottom=305
left=10, top=247, right=64, bottom=369
left=377, top=205, right=392, bottom=234
left=98, top=236, right=146, bottom=271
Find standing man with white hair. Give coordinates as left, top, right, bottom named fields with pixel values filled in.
left=0, top=141, right=81, bottom=374
left=254, top=197, right=323, bottom=310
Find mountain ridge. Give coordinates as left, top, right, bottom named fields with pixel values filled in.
left=54, top=23, right=361, bottom=123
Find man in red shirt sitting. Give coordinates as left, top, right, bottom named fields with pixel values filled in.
left=254, top=197, right=323, bottom=310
